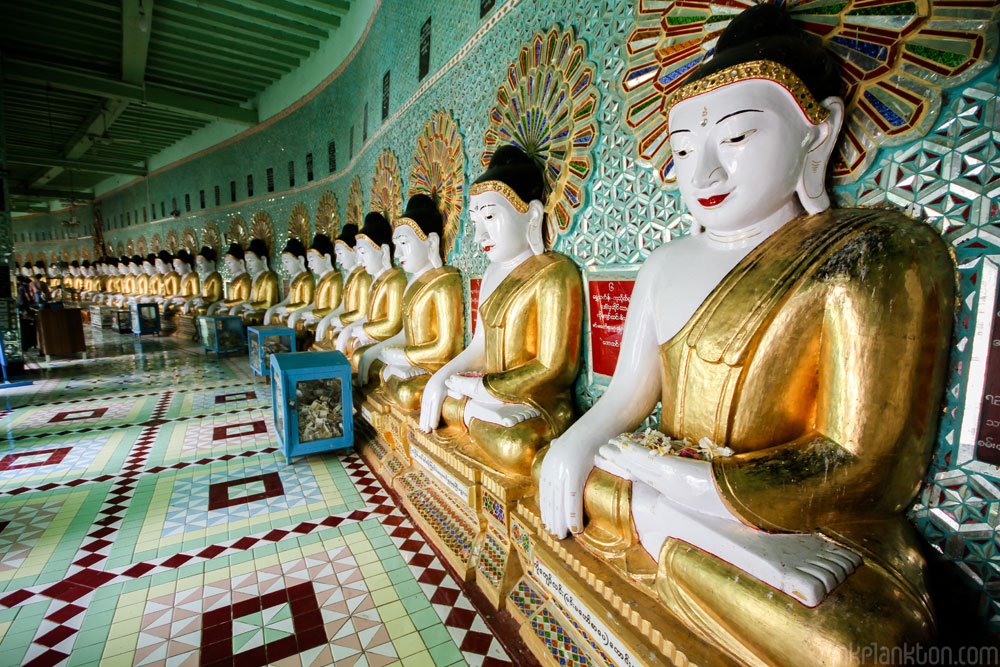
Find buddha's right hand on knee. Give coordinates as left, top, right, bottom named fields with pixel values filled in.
left=419, top=374, right=447, bottom=433
left=539, top=436, right=595, bottom=539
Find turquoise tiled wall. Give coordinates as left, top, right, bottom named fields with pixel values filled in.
left=13, top=0, right=1000, bottom=630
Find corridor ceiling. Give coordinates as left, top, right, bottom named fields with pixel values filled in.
left=1, top=0, right=352, bottom=213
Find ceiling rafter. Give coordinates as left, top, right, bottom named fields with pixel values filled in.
left=172, top=0, right=327, bottom=39
left=8, top=153, right=148, bottom=177
left=4, top=58, right=259, bottom=126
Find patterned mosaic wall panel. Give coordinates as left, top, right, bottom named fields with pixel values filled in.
left=12, top=0, right=1000, bottom=630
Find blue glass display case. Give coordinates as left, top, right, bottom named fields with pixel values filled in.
left=247, top=324, right=296, bottom=377
left=90, top=306, right=114, bottom=329
left=130, top=302, right=161, bottom=336
left=112, top=309, right=131, bottom=334
left=197, top=315, right=246, bottom=357
left=270, top=350, right=353, bottom=464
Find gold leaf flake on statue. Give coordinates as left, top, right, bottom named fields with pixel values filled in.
left=410, top=110, right=465, bottom=258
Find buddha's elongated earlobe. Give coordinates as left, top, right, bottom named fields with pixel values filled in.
left=527, top=200, right=545, bottom=255
left=380, top=244, right=392, bottom=270
left=427, top=233, right=443, bottom=269
left=797, top=96, right=844, bottom=215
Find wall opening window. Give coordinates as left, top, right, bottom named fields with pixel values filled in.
left=266, top=167, right=275, bottom=193
left=185, top=194, right=191, bottom=212
left=247, top=175, right=254, bottom=198
left=327, top=141, right=336, bottom=173
left=215, top=185, right=221, bottom=206
left=161, top=202, right=165, bottom=218
left=230, top=181, right=237, bottom=203
left=288, top=161, right=295, bottom=188
left=143, top=207, right=147, bottom=222
left=200, top=190, right=206, bottom=209
left=306, top=153, right=314, bottom=182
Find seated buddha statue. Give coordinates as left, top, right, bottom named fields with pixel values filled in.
left=127, top=255, right=150, bottom=304
left=538, top=6, right=954, bottom=664
left=153, top=251, right=179, bottom=304
left=111, top=257, right=135, bottom=307
left=163, top=249, right=199, bottom=313
left=418, top=146, right=583, bottom=478
left=208, top=243, right=253, bottom=316
left=376, top=194, right=464, bottom=409
left=287, top=232, right=342, bottom=335
left=335, top=212, right=406, bottom=377
left=66, top=261, right=82, bottom=298
left=229, top=238, right=279, bottom=325
left=264, top=238, right=315, bottom=325
left=183, top=247, right=224, bottom=315
left=314, top=225, right=371, bottom=348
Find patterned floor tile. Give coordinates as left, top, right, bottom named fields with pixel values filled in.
left=147, top=410, right=278, bottom=466
left=0, top=429, right=136, bottom=491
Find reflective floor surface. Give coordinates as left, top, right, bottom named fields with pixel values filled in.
left=0, top=327, right=521, bottom=667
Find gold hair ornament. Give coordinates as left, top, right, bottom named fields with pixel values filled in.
left=469, top=180, right=531, bottom=214
left=665, top=60, right=830, bottom=126
left=393, top=217, right=428, bottom=241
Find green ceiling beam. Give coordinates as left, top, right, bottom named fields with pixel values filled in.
left=234, top=0, right=341, bottom=29
left=4, top=59, right=259, bottom=126
left=149, top=50, right=280, bottom=83
left=30, top=98, right=132, bottom=188
left=156, top=4, right=319, bottom=58
left=7, top=153, right=147, bottom=177
left=121, top=0, right=154, bottom=84
left=9, top=187, right=94, bottom=201
left=175, top=0, right=327, bottom=39
left=292, top=0, right=351, bottom=14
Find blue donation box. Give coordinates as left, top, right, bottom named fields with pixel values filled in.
left=197, top=315, right=245, bottom=357
left=270, top=350, right=353, bottom=464
left=247, top=324, right=295, bottom=377
left=130, top=302, right=161, bottom=335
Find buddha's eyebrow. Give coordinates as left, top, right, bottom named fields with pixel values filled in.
left=716, top=109, right=762, bottom=123
left=667, top=129, right=690, bottom=137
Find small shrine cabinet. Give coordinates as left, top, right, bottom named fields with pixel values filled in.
left=270, top=350, right=353, bottom=464
left=197, top=315, right=245, bottom=357
left=112, top=309, right=131, bottom=334
left=247, top=324, right=296, bottom=377
left=130, top=302, right=161, bottom=336
left=90, top=306, right=113, bottom=329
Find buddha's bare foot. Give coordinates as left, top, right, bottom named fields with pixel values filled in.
left=463, top=400, right=540, bottom=428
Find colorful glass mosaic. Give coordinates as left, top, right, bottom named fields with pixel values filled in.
left=371, top=149, right=403, bottom=222
left=482, top=488, right=505, bottom=528
left=529, top=604, right=596, bottom=666
left=384, top=455, right=404, bottom=477
left=409, top=110, right=466, bottom=258
left=482, top=24, right=600, bottom=244
left=397, top=470, right=429, bottom=496
left=507, top=578, right=545, bottom=620
left=315, top=191, right=340, bottom=237
left=201, top=221, right=221, bottom=255
left=407, top=487, right=475, bottom=566
left=181, top=227, right=198, bottom=253
left=249, top=211, right=275, bottom=260
left=165, top=229, right=179, bottom=254
left=510, top=515, right=532, bottom=561
left=622, top=0, right=999, bottom=185
left=477, top=530, right=507, bottom=589
left=346, top=176, right=364, bottom=229
left=550, top=597, right=617, bottom=667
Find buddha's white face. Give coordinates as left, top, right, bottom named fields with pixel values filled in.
left=392, top=226, right=431, bottom=274
left=116, top=264, right=127, bottom=275
left=224, top=255, right=245, bottom=275
left=307, top=250, right=332, bottom=274
left=172, top=259, right=188, bottom=274
left=281, top=252, right=304, bottom=275
left=471, top=191, right=532, bottom=264
left=143, top=262, right=154, bottom=275
left=130, top=264, right=141, bottom=275
left=355, top=238, right=384, bottom=276
left=154, top=259, right=168, bottom=274
left=334, top=244, right=355, bottom=271
left=69, top=266, right=79, bottom=277
left=245, top=253, right=267, bottom=274
left=668, top=79, right=818, bottom=233
left=195, top=256, right=212, bottom=273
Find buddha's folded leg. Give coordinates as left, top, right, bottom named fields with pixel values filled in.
left=243, top=311, right=265, bottom=326
left=441, top=395, right=469, bottom=431
left=467, top=416, right=552, bottom=477
left=655, top=525, right=934, bottom=667
left=384, top=374, right=430, bottom=411
left=363, top=359, right=385, bottom=389
left=349, top=343, right=371, bottom=374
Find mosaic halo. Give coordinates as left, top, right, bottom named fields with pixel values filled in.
left=315, top=191, right=340, bottom=237
left=135, top=236, right=148, bottom=257
left=165, top=230, right=179, bottom=254
left=125, top=240, right=134, bottom=256
left=62, top=248, right=70, bottom=262
left=201, top=221, right=222, bottom=256
left=114, top=243, right=124, bottom=258
left=622, top=0, right=1000, bottom=186
left=250, top=211, right=275, bottom=261
left=287, top=203, right=311, bottom=243
left=150, top=234, right=163, bottom=253
left=482, top=24, right=600, bottom=244
left=71, top=247, right=80, bottom=261
left=81, top=247, right=90, bottom=261
left=226, top=216, right=248, bottom=249
left=371, top=149, right=403, bottom=222
left=409, top=110, right=465, bottom=258
left=346, top=177, right=364, bottom=229
left=181, top=227, right=198, bottom=254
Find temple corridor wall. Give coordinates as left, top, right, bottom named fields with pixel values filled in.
left=12, top=0, right=1000, bottom=630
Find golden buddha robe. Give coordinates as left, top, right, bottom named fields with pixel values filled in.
left=275, top=271, right=316, bottom=325
left=73, top=276, right=84, bottom=291
left=122, top=274, right=136, bottom=296
left=383, top=266, right=464, bottom=411
left=223, top=273, right=253, bottom=309
left=193, top=272, right=223, bottom=315
left=579, top=209, right=954, bottom=665
left=134, top=274, right=149, bottom=298
left=178, top=272, right=200, bottom=299
left=301, top=271, right=344, bottom=334
left=349, top=267, right=407, bottom=375
left=242, top=271, right=280, bottom=325
left=315, top=268, right=372, bottom=349
left=148, top=274, right=162, bottom=298
left=441, top=252, right=583, bottom=477
left=160, top=271, right=181, bottom=298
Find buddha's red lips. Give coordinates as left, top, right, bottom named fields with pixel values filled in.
left=483, top=244, right=494, bottom=253
left=698, top=193, right=731, bottom=207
